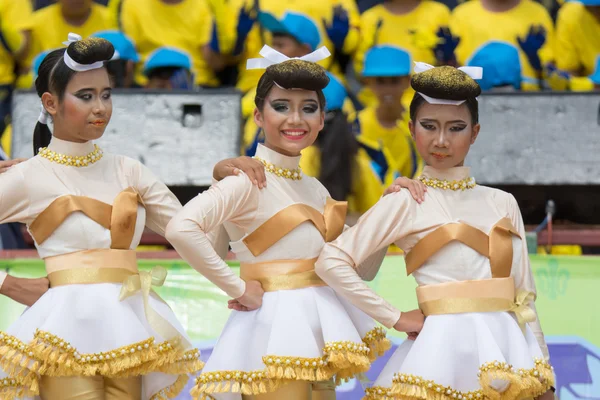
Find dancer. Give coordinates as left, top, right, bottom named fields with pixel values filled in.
left=166, top=46, right=425, bottom=400
left=316, top=63, right=555, bottom=400
left=0, top=34, right=261, bottom=400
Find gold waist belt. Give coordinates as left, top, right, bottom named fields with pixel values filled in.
left=240, top=258, right=327, bottom=292
left=417, top=277, right=536, bottom=332
left=45, top=249, right=184, bottom=344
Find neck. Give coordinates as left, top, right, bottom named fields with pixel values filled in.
left=480, top=0, right=521, bottom=12
left=52, top=131, right=88, bottom=144
left=384, top=0, right=421, bottom=14
left=376, top=104, right=404, bottom=128
left=264, top=141, right=302, bottom=158
left=61, top=7, right=92, bottom=27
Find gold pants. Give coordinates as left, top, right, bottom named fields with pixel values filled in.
left=39, top=375, right=142, bottom=400
left=242, top=380, right=336, bottom=400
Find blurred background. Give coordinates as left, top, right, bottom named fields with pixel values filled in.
left=1, top=0, right=600, bottom=398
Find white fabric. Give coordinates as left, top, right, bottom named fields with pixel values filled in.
left=4, top=284, right=188, bottom=398
left=0, top=137, right=195, bottom=399
left=167, top=144, right=387, bottom=399
left=373, top=313, right=544, bottom=392
left=413, top=61, right=483, bottom=105
left=37, top=104, right=50, bottom=125
left=62, top=32, right=105, bottom=72
left=0, top=270, right=6, bottom=292
left=246, top=45, right=331, bottom=70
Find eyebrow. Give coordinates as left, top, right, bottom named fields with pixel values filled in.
left=419, top=118, right=466, bottom=124
left=75, top=87, right=112, bottom=93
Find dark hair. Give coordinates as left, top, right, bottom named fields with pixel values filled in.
left=409, top=92, right=479, bottom=125
left=316, top=110, right=357, bottom=201
left=409, top=66, right=481, bottom=125
left=33, top=38, right=114, bottom=155
left=105, top=59, right=129, bottom=88
left=255, top=59, right=329, bottom=111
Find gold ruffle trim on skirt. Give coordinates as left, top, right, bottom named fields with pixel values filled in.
left=363, top=359, right=554, bottom=400
left=191, top=327, right=391, bottom=400
left=0, top=329, right=203, bottom=400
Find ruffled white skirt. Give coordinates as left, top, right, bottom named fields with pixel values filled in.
left=192, top=286, right=390, bottom=400
left=364, top=312, right=554, bottom=400
left=0, top=283, right=202, bottom=400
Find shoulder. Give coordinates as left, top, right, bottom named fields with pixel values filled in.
left=557, top=1, right=583, bottom=21
left=211, top=172, right=256, bottom=198
left=31, top=4, right=56, bottom=22
left=421, top=0, right=450, bottom=15
left=92, top=3, right=110, bottom=17
left=477, top=184, right=518, bottom=210
left=361, top=5, right=385, bottom=21
left=519, top=0, right=552, bottom=17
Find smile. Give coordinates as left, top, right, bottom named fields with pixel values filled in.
left=281, top=130, right=307, bottom=141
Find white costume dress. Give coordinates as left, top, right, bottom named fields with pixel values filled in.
left=316, top=166, right=554, bottom=400
left=0, top=138, right=202, bottom=400
left=167, top=144, right=391, bottom=400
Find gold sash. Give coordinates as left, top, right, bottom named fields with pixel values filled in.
left=417, top=278, right=536, bottom=332
left=240, top=258, right=326, bottom=292
left=47, top=249, right=184, bottom=344
left=243, top=198, right=347, bottom=257
left=405, top=218, right=521, bottom=278
left=30, top=187, right=142, bottom=249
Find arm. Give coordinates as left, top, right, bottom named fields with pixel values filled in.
left=0, top=272, right=50, bottom=306
left=131, top=161, right=182, bottom=237
left=0, top=165, right=30, bottom=224
left=316, top=191, right=417, bottom=328
left=166, top=174, right=257, bottom=299
left=554, top=6, right=579, bottom=74
left=507, top=194, right=549, bottom=360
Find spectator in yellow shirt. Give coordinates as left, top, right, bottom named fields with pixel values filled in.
left=93, top=30, right=140, bottom=88
left=143, top=47, right=193, bottom=90
left=25, top=0, right=114, bottom=71
left=555, top=0, right=600, bottom=90
left=350, top=46, right=421, bottom=189
left=354, top=0, right=451, bottom=107
left=120, top=0, right=218, bottom=87
left=450, top=0, right=554, bottom=91
left=226, top=0, right=360, bottom=94
left=0, top=0, right=33, bottom=137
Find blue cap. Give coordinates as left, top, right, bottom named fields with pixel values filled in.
left=323, top=72, right=347, bottom=111
left=362, top=46, right=411, bottom=77
left=467, top=41, right=521, bottom=90
left=93, top=30, right=139, bottom=62
left=143, top=47, right=192, bottom=76
left=590, top=55, right=600, bottom=84
left=567, top=0, right=600, bottom=5
left=32, top=50, right=52, bottom=78
left=258, top=11, right=321, bottom=52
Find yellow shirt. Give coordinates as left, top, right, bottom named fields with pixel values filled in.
left=354, top=1, right=450, bottom=107
left=555, top=1, right=600, bottom=76
left=300, top=144, right=385, bottom=214
left=26, top=4, right=114, bottom=69
left=450, top=0, right=555, bottom=90
left=229, top=0, right=360, bottom=93
left=350, top=107, right=421, bottom=181
left=354, top=1, right=450, bottom=75
left=0, top=0, right=33, bottom=85
left=121, top=0, right=216, bottom=86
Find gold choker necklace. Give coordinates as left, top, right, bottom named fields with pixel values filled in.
left=254, top=157, right=302, bottom=180
left=38, top=144, right=103, bottom=167
left=419, top=175, right=476, bottom=191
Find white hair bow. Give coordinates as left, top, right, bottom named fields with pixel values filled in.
left=413, top=62, right=483, bottom=105
left=62, top=32, right=105, bottom=72
left=246, top=45, right=331, bottom=70
left=38, top=104, right=50, bottom=125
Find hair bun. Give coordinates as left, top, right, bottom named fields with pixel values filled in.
left=265, top=59, right=329, bottom=91
left=67, top=37, right=115, bottom=65
left=411, top=66, right=481, bottom=101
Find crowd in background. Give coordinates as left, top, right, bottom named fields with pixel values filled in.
left=0, top=0, right=599, bottom=215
